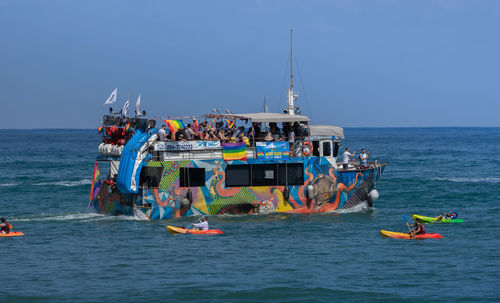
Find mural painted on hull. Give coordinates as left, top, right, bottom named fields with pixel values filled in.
left=90, top=157, right=383, bottom=220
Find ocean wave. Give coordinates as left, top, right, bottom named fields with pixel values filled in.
left=13, top=211, right=150, bottom=222
left=32, top=179, right=92, bottom=187
left=432, top=177, right=500, bottom=183
left=0, top=182, right=21, bottom=187
left=334, top=202, right=371, bottom=214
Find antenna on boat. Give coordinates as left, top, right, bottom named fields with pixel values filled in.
left=286, top=28, right=298, bottom=115
left=264, top=97, right=269, bottom=113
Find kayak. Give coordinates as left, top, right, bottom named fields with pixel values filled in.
left=413, top=214, right=464, bottom=223
left=0, top=232, right=24, bottom=237
left=166, top=226, right=223, bottom=235
left=380, top=230, right=443, bottom=239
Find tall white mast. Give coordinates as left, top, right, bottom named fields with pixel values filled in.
left=286, top=28, right=297, bottom=115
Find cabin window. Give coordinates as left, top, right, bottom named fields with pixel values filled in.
left=312, top=141, right=320, bottom=156
left=277, top=163, right=304, bottom=185
left=323, top=141, right=332, bottom=157
left=140, top=166, right=163, bottom=188
left=226, top=163, right=304, bottom=187
left=225, top=165, right=251, bottom=187
left=252, top=164, right=278, bottom=186
left=180, top=167, right=205, bottom=187
left=333, top=142, right=340, bottom=157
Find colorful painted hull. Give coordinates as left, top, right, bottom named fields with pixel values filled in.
left=0, top=232, right=24, bottom=237
left=380, top=230, right=443, bottom=239
left=167, top=226, right=223, bottom=235
left=413, top=214, right=463, bottom=223
left=90, top=157, right=385, bottom=220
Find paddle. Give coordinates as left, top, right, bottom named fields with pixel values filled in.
left=402, top=215, right=413, bottom=238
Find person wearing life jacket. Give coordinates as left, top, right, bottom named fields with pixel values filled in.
left=436, top=211, right=458, bottom=220
left=409, top=220, right=426, bottom=237
left=0, top=217, right=12, bottom=234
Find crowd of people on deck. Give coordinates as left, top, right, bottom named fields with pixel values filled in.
left=157, top=120, right=308, bottom=147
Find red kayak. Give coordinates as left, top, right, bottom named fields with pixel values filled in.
left=380, top=230, right=443, bottom=239
left=167, top=226, right=223, bottom=235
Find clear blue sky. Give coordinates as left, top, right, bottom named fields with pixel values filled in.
left=1, top=0, right=499, bottom=128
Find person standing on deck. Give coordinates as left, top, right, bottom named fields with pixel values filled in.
left=158, top=124, right=168, bottom=141
left=359, top=148, right=369, bottom=168
left=342, top=147, right=355, bottom=170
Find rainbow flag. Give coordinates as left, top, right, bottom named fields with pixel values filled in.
left=124, top=122, right=130, bottom=131
left=97, top=125, right=103, bottom=134
left=225, top=119, right=234, bottom=129
left=89, top=162, right=102, bottom=202
left=193, top=119, right=199, bottom=132
left=222, top=142, right=247, bottom=161
left=163, top=120, right=185, bottom=133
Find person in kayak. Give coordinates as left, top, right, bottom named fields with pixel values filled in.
left=0, top=217, right=11, bottom=234
left=436, top=212, right=458, bottom=220
left=409, top=220, right=426, bottom=237
left=191, top=216, right=208, bottom=231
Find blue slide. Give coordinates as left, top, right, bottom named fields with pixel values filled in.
left=116, top=128, right=157, bottom=194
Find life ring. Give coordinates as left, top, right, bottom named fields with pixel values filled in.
left=302, top=141, right=313, bottom=156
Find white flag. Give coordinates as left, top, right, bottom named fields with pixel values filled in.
left=122, top=100, right=129, bottom=117
left=135, top=94, right=141, bottom=116
left=104, top=88, right=117, bottom=105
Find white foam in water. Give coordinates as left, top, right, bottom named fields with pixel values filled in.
left=432, top=177, right=500, bottom=183
left=333, top=202, right=370, bottom=214
left=14, top=213, right=105, bottom=222
left=33, top=179, right=92, bottom=187
left=0, top=182, right=21, bottom=187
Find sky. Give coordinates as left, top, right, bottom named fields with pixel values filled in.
left=1, top=0, right=499, bottom=128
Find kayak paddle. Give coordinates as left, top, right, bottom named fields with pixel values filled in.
left=402, top=215, right=413, bottom=237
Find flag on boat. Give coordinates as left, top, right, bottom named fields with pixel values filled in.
left=192, top=119, right=199, bottom=132
left=89, top=162, right=102, bottom=202
left=104, top=88, right=117, bottom=105
left=135, top=94, right=141, bottom=116
left=222, top=142, right=247, bottom=161
left=122, top=100, right=129, bottom=117
left=225, top=119, right=234, bottom=129
left=97, top=125, right=103, bottom=134
left=124, top=122, right=130, bottom=131
left=163, top=120, right=185, bottom=133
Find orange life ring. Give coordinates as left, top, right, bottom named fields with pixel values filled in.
left=302, top=141, right=313, bottom=156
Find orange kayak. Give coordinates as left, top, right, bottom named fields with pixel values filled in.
left=380, top=230, right=442, bottom=239
left=0, top=232, right=24, bottom=237
left=167, top=226, right=223, bottom=235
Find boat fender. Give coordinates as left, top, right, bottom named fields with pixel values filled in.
left=181, top=198, right=191, bottom=209
left=186, top=188, right=193, bottom=204
left=306, top=185, right=314, bottom=200
left=283, top=186, right=290, bottom=202
left=367, top=189, right=379, bottom=207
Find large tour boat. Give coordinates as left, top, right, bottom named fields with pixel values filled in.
left=89, top=33, right=386, bottom=220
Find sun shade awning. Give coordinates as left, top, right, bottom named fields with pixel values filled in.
left=234, top=112, right=311, bottom=123
left=309, top=125, right=344, bottom=139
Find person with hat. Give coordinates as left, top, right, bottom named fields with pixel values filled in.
left=436, top=212, right=459, bottom=220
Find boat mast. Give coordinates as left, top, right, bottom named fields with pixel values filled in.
left=287, top=28, right=297, bottom=115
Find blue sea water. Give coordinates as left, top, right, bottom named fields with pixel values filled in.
left=1, top=128, right=499, bottom=302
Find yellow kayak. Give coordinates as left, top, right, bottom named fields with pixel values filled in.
left=0, top=231, right=24, bottom=237
left=167, top=226, right=223, bottom=235
left=380, top=230, right=442, bottom=239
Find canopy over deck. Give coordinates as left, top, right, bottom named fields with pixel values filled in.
left=234, top=112, right=311, bottom=123
left=309, top=125, right=344, bottom=139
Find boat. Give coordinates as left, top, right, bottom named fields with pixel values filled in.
left=413, top=214, right=464, bottom=223
left=89, top=30, right=386, bottom=220
left=0, top=232, right=24, bottom=237
left=167, top=226, right=223, bottom=235
left=380, top=230, right=443, bottom=239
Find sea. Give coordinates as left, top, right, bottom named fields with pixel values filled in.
left=1, top=128, right=499, bottom=303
